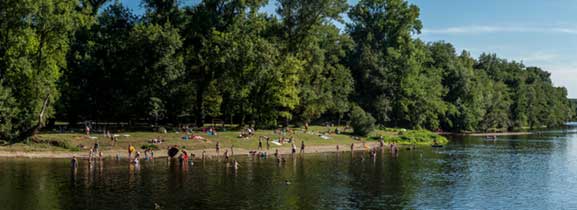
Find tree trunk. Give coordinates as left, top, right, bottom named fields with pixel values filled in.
left=16, top=94, right=50, bottom=142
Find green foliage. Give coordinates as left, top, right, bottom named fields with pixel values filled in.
left=141, top=144, right=159, bottom=150
left=1, top=0, right=573, bottom=141
left=395, top=130, right=448, bottom=144
left=0, top=0, right=85, bottom=142
left=350, top=105, right=376, bottom=136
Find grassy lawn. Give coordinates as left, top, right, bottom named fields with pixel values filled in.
left=0, top=126, right=447, bottom=153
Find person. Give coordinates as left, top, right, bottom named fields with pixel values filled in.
left=266, top=137, right=270, bottom=150
left=274, top=149, right=279, bottom=157
left=182, top=150, right=189, bottom=163
left=216, top=141, right=221, bottom=154
left=224, top=149, right=229, bottom=161
left=336, top=144, right=340, bottom=152
left=71, top=156, right=78, bottom=169
left=133, top=151, right=141, bottom=164
left=110, top=134, right=115, bottom=145
left=144, top=149, right=149, bottom=160
left=128, top=144, right=135, bottom=159
left=99, top=151, right=103, bottom=160
left=233, top=159, right=240, bottom=171
left=202, top=150, right=206, bottom=161
left=230, top=145, right=234, bottom=156
left=304, top=122, right=309, bottom=133
left=300, top=141, right=305, bottom=153
left=85, top=125, right=91, bottom=136
left=291, top=143, right=296, bottom=154
left=88, top=149, right=94, bottom=160
left=258, top=139, right=263, bottom=150
left=350, top=143, right=354, bottom=152
left=93, top=142, right=99, bottom=154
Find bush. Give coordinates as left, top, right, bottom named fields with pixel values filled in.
left=350, top=105, right=376, bottom=137
left=141, top=144, right=159, bottom=150
left=398, top=130, right=448, bottom=144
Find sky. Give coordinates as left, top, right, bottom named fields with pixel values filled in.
left=121, top=0, right=577, bottom=98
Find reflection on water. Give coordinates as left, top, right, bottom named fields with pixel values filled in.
left=1, top=130, right=577, bottom=210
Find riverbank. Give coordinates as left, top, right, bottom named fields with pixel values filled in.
left=0, top=127, right=446, bottom=159
left=0, top=142, right=401, bottom=159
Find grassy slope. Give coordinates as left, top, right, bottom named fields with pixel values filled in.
left=0, top=126, right=447, bottom=153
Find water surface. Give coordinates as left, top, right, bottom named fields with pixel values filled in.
left=1, top=130, right=577, bottom=210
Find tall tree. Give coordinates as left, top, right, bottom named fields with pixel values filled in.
left=0, top=0, right=84, bottom=142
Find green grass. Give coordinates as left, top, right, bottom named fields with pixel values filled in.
left=0, top=126, right=447, bottom=153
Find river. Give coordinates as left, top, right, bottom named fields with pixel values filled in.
left=1, top=129, right=577, bottom=210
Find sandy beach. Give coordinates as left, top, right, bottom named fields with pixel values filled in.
left=0, top=142, right=393, bottom=159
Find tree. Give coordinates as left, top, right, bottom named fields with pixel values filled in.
left=350, top=105, right=376, bottom=136
left=348, top=0, right=446, bottom=129
left=0, top=0, right=85, bottom=142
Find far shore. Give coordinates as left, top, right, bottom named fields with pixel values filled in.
left=0, top=142, right=404, bottom=159
left=440, top=129, right=577, bottom=137
left=438, top=132, right=533, bottom=136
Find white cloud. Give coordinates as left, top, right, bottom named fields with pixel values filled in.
left=422, top=25, right=577, bottom=35
left=515, top=52, right=560, bottom=63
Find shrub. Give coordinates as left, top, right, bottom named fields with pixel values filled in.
left=141, top=144, right=159, bottom=150
left=350, top=105, right=376, bottom=137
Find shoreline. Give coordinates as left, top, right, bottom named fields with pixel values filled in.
left=0, top=142, right=401, bottom=159
left=438, top=131, right=533, bottom=136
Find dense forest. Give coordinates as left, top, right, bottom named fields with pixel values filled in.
left=0, top=0, right=574, bottom=142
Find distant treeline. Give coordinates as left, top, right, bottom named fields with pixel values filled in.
left=0, top=0, right=574, bottom=142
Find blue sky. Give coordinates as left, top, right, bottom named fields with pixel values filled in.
left=122, top=0, right=577, bottom=98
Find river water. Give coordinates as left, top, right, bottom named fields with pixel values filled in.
left=2, top=130, right=577, bottom=210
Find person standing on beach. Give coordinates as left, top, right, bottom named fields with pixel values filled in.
left=258, top=139, right=263, bottom=150
left=291, top=143, right=297, bottom=154
left=224, top=149, right=229, bottom=161
left=300, top=141, right=305, bottom=153
left=85, top=125, right=90, bottom=136
left=274, top=149, right=279, bottom=157
left=336, top=144, right=340, bottom=152
left=266, top=137, right=270, bottom=150
left=231, top=145, right=234, bottom=156
left=216, top=142, right=221, bottom=154
left=350, top=143, right=354, bottom=152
